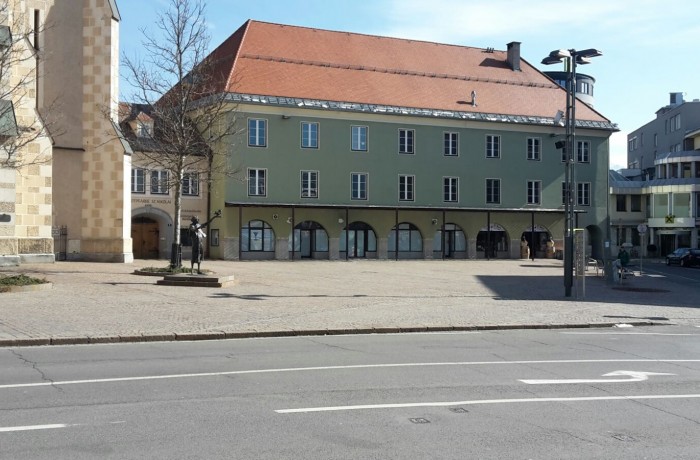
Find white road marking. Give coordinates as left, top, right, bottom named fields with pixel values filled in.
left=0, top=421, right=123, bottom=433
left=0, top=424, right=73, bottom=433
left=2, top=359, right=698, bottom=390
left=561, top=332, right=699, bottom=336
left=275, top=394, right=700, bottom=414
left=520, top=370, right=675, bottom=385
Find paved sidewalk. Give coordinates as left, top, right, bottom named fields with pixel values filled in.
left=1, top=258, right=698, bottom=346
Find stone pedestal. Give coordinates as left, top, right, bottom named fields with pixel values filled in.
left=157, top=274, right=235, bottom=288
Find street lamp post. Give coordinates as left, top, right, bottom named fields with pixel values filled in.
left=542, top=48, right=602, bottom=297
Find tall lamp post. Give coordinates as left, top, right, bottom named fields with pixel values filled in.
left=542, top=48, right=602, bottom=297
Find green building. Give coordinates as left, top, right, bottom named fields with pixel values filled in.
left=201, top=20, right=616, bottom=261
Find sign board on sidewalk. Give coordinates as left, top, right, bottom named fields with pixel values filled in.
left=573, top=228, right=586, bottom=299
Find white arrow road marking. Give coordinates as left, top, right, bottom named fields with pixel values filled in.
left=1, top=360, right=696, bottom=390
left=520, top=370, right=675, bottom=385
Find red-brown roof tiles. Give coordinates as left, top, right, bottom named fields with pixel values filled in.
left=207, top=20, right=610, bottom=123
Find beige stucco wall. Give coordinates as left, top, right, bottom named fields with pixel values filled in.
left=130, top=151, right=210, bottom=260
left=40, top=0, right=132, bottom=262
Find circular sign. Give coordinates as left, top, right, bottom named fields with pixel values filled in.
left=637, top=224, right=648, bottom=234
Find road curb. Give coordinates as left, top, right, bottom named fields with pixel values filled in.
left=0, top=321, right=659, bottom=347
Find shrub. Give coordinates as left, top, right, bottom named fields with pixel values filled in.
left=0, top=274, right=48, bottom=287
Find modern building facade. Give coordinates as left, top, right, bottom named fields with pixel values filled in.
left=627, top=93, right=700, bottom=177
left=0, top=0, right=132, bottom=266
left=192, top=20, right=616, bottom=261
left=615, top=98, right=700, bottom=257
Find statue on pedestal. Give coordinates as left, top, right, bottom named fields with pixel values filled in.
left=188, top=210, right=221, bottom=274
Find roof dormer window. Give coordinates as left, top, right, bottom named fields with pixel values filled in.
left=136, top=120, right=153, bottom=138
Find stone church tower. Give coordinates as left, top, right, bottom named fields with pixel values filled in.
left=0, top=0, right=132, bottom=266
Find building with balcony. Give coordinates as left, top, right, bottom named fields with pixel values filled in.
left=615, top=100, right=700, bottom=256
left=627, top=92, right=700, bottom=177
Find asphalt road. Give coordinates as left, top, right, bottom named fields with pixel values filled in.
left=2, top=326, right=699, bottom=459
left=638, top=261, right=700, bottom=286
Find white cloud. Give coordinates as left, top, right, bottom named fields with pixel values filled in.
left=609, top=131, right=628, bottom=170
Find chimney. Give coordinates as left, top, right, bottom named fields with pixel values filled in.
left=507, top=41, right=521, bottom=71
left=670, top=92, right=684, bottom=106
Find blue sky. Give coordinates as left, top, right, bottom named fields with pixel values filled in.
left=117, top=0, right=700, bottom=170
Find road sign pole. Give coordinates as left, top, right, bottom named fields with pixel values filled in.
left=637, top=224, right=648, bottom=275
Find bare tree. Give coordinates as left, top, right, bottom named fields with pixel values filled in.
left=122, top=0, right=239, bottom=267
left=0, top=1, right=60, bottom=170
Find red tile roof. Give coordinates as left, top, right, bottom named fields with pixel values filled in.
left=206, top=20, right=610, bottom=124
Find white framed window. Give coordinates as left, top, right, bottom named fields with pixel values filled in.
left=577, top=140, right=590, bottom=163
left=150, top=170, right=169, bottom=195
left=351, top=172, right=367, bottom=200
left=248, top=168, right=266, bottom=196
left=136, top=121, right=152, bottom=138
left=527, top=137, right=541, bottom=161
left=301, top=170, right=318, bottom=198
left=444, top=132, right=458, bottom=156
left=486, top=134, right=500, bottom=158
left=577, top=182, right=591, bottom=206
left=248, top=118, right=267, bottom=147
left=182, top=172, right=199, bottom=196
left=527, top=180, right=541, bottom=205
left=351, top=125, right=368, bottom=151
left=670, top=114, right=681, bottom=132
left=301, top=122, right=319, bottom=149
left=131, top=168, right=145, bottom=193
left=399, top=174, right=414, bottom=201
left=398, top=129, right=414, bottom=154
left=486, top=178, right=500, bottom=204
left=443, top=177, right=458, bottom=202
left=580, top=81, right=591, bottom=95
